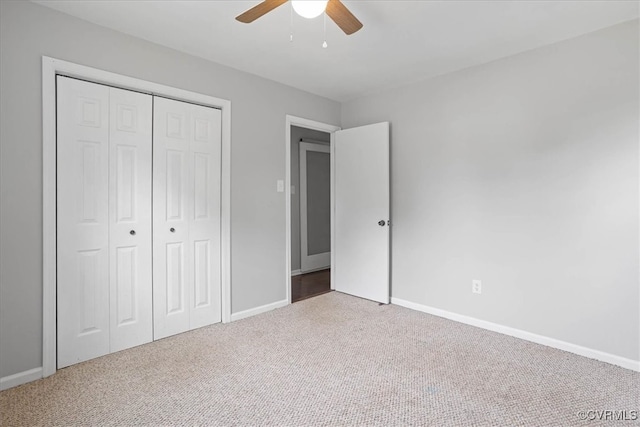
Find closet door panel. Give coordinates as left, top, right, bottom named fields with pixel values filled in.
left=109, top=87, right=153, bottom=352
left=153, top=98, right=222, bottom=339
left=189, top=105, right=222, bottom=329
left=57, top=76, right=110, bottom=368
left=153, top=97, right=191, bottom=339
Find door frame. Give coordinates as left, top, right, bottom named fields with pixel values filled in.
left=285, top=116, right=340, bottom=304
left=42, top=56, right=232, bottom=377
left=299, top=141, right=331, bottom=273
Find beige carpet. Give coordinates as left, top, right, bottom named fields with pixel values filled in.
left=1, top=292, right=638, bottom=426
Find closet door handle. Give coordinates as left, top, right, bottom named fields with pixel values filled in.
left=170, top=227, right=175, bottom=233
left=130, top=230, right=136, bottom=236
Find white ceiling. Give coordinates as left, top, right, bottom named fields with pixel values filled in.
left=34, top=1, right=638, bottom=102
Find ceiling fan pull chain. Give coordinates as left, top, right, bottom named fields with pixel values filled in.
left=290, top=1, right=294, bottom=42
left=322, top=13, right=328, bottom=48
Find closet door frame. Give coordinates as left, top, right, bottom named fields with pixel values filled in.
left=42, top=56, right=232, bottom=378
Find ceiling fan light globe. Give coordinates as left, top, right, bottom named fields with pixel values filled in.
left=291, top=0, right=328, bottom=19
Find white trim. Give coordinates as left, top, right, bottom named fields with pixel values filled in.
left=299, top=142, right=331, bottom=272
left=391, top=297, right=640, bottom=372
left=329, top=132, right=336, bottom=291
left=291, top=269, right=302, bottom=276
left=285, top=116, right=340, bottom=304
left=230, top=299, right=289, bottom=322
left=42, top=56, right=232, bottom=379
left=220, top=90, right=232, bottom=326
left=0, top=367, right=43, bottom=391
left=42, top=58, right=57, bottom=378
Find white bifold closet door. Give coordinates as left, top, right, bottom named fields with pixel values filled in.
left=153, top=96, right=222, bottom=340
left=57, top=76, right=153, bottom=368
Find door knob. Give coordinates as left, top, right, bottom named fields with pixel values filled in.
left=130, top=230, right=136, bottom=235
left=378, top=220, right=386, bottom=226
left=170, top=227, right=175, bottom=233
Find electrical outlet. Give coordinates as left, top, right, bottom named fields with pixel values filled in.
left=472, top=279, right=482, bottom=294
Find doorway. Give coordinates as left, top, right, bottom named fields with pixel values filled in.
left=285, top=116, right=340, bottom=304
left=285, top=117, right=390, bottom=306
left=291, top=126, right=331, bottom=302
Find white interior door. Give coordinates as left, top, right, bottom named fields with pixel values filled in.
left=153, top=97, right=222, bottom=340
left=189, top=102, right=222, bottom=330
left=57, top=76, right=111, bottom=368
left=300, top=142, right=331, bottom=272
left=108, top=87, right=153, bottom=353
left=334, top=122, right=390, bottom=304
left=57, top=77, right=154, bottom=368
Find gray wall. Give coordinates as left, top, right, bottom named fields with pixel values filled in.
left=0, top=1, right=340, bottom=378
left=290, top=126, right=330, bottom=272
left=342, top=20, right=639, bottom=362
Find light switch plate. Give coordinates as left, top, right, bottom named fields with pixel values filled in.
left=277, top=180, right=284, bottom=192
left=472, top=279, right=482, bottom=294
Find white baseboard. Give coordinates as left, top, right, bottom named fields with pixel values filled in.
left=0, top=367, right=43, bottom=391
left=231, top=299, right=289, bottom=322
left=391, top=297, right=640, bottom=372
left=292, top=267, right=330, bottom=277
left=298, top=266, right=330, bottom=275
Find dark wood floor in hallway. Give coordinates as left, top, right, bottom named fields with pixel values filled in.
left=292, top=269, right=331, bottom=303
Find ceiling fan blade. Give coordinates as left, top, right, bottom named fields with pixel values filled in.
left=326, top=0, right=363, bottom=35
left=236, top=0, right=288, bottom=23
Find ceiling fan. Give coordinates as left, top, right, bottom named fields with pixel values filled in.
left=236, top=0, right=363, bottom=35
